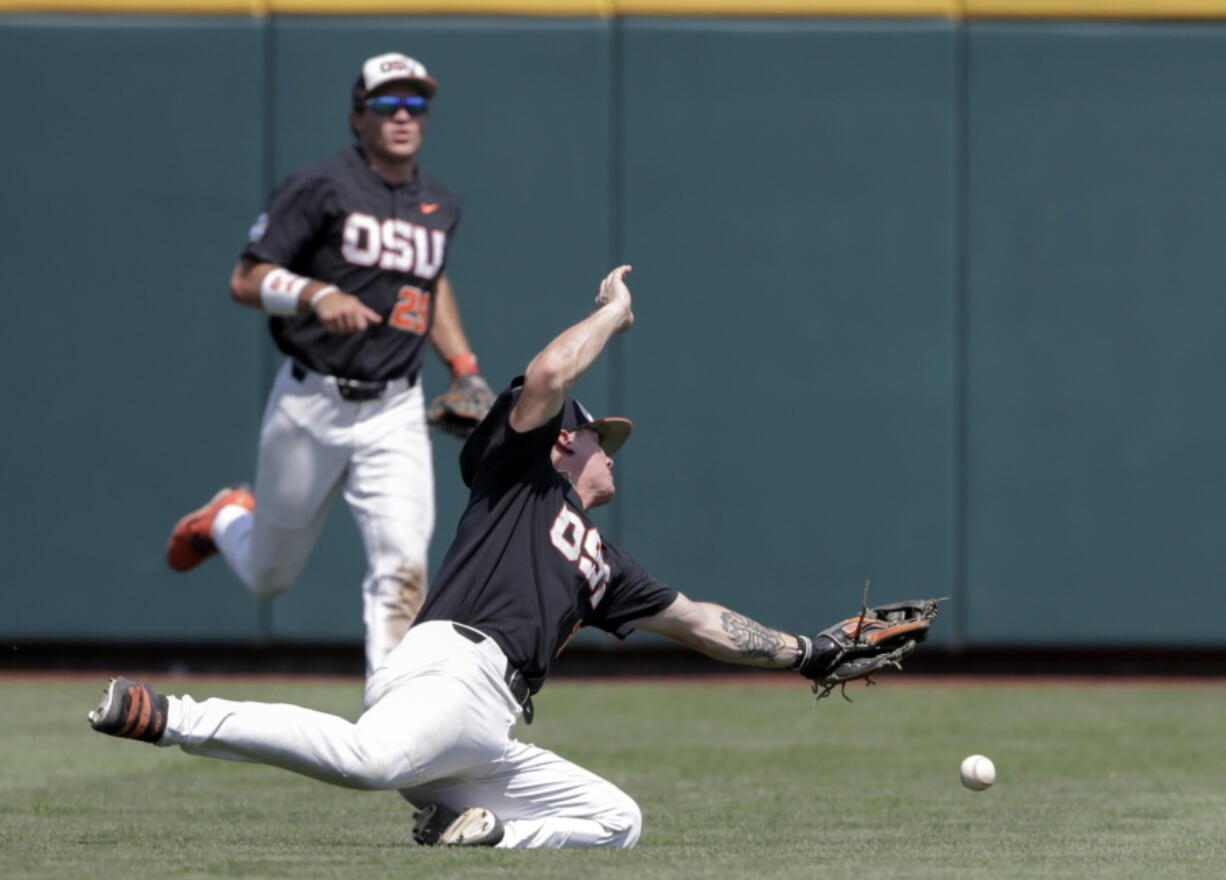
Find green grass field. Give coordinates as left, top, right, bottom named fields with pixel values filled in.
left=1, top=675, right=1223, bottom=879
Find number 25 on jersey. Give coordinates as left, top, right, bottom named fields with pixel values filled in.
left=390, top=285, right=431, bottom=335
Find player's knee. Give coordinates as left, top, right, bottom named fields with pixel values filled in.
left=598, top=793, right=643, bottom=849
left=339, top=741, right=412, bottom=790
left=245, top=564, right=295, bottom=599
left=371, top=558, right=426, bottom=594
left=367, top=560, right=428, bottom=623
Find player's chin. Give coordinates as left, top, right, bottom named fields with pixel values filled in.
left=588, top=483, right=616, bottom=508
left=384, top=137, right=420, bottom=158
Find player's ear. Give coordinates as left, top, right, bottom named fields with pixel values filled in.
left=554, top=430, right=577, bottom=455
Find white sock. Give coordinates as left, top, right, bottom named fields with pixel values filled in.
left=212, top=504, right=252, bottom=559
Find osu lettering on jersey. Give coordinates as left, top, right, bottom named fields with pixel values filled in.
left=243, top=146, right=461, bottom=382
left=416, top=382, right=677, bottom=695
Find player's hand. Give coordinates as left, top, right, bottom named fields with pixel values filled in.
left=313, top=290, right=382, bottom=335
left=595, top=265, right=634, bottom=334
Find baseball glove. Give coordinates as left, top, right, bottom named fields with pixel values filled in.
left=428, top=374, right=496, bottom=439
left=797, top=597, right=945, bottom=702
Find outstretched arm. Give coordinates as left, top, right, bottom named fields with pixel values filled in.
left=638, top=592, right=946, bottom=699
left=636, top=593, right=806, bottom=669
left=510, top=265, right=635, bottom=434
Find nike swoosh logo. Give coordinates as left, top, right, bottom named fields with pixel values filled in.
left=421, top=203, right=439, bottom=214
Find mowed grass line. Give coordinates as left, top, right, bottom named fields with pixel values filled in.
left=0, top=676, right=1223, bottom=879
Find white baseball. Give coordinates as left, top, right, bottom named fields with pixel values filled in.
left=959, top=754, right=995, bottom=791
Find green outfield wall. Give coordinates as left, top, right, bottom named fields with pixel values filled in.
left=3, top=13, right=1225, bottom=653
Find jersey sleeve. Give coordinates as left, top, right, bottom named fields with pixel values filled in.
left=588, top=541, right=679, bottom=639
left=460, top=380, right=563, bottom=491
left=241, top=170, right=333, bottom=267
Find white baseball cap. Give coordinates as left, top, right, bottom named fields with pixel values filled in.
left=352, top=52, right=438, bottom=104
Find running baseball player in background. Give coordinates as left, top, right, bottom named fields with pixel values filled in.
left=93, top=266, right=942, bottom=848
left=165, top=52, right=496, bottom=676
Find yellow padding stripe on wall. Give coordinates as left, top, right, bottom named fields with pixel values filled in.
left=269, top=0, right=956, bottom=12
left=1, top=0, right=262, bottom=10
left=613, top=0, right=957, bottom=12
left=1, top=0, right=1224, bottom=17
left=270, top=0, right=609, bottom=12
left=966, top=0, right=1226, bottom=15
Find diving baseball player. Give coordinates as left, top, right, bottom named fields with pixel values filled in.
left=164, top=52, right=495, bottom=676
left=92, top=266, right=941, bottom=848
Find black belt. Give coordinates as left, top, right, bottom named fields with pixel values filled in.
left=452, top=623, right=534, bottom=724
left=291, top=361, right=418, bottom=402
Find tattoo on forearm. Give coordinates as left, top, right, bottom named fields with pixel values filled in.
left=720, top=611, right=785, bottom=665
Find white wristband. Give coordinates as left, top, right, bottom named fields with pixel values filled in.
left=309, top=285, right=339, bottom=310
left=259, top=268, right=309, bottom=315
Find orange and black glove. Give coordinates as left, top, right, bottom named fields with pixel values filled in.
left=795, top=598, right=946, bottom=702
left=428, top=353, right=496, bottom=440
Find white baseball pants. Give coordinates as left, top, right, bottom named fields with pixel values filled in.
left=159, top=621, right=642, bottom=849
left=212, top=358, right=435, bottom=676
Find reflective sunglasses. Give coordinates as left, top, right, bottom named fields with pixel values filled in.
left=363, top=95, right=430, bottom=117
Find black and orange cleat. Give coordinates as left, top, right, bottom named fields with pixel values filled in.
left=87, top=677, right=168, bottom=743
left=165, top=485, right=254, bottom=572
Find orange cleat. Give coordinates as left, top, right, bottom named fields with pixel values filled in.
left=165, top=485, right=254, bottom=572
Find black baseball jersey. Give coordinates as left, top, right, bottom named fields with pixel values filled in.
left=243, top=146, right=461, bottom=382
left=416, top=383, right=678, bottom=695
